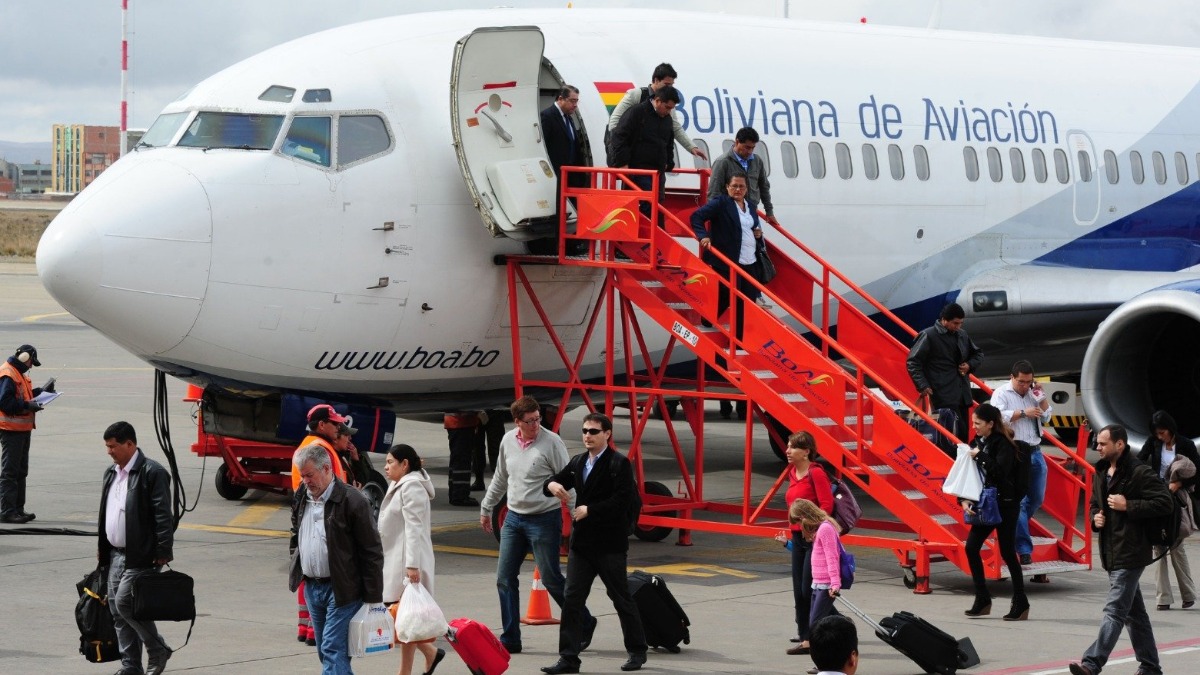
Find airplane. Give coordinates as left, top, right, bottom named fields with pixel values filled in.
left=33, top=7, right=1200, bottom=452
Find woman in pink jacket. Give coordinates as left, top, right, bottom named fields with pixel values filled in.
left=791, top=498, right=843, bottom=633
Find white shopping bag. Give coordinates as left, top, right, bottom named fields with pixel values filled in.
left=349, top=602, right=395, bottom=657
left=395, top=581, right=449, bottom=643
left=942, top=444, right=984, bottom=501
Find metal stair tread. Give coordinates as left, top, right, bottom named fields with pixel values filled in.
left=998, top=561, right=1090, bottom=579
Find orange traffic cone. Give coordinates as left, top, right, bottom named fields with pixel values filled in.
left=520, top=567, right=560, bottom=625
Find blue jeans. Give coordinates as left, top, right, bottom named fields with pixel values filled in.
left=1016, top=447, right=1046, bottom=555
left=496, top=508, right=590, bottom=648
left=108, top=550, right=170, bottom=673
left=1080, top=567, right=1161, bottom=674
left=304, top=578, right=362, bottom=675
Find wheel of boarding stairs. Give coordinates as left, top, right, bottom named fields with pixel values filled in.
left=215, top=461, right=249, bottom=500
left=633, top=481, right=675, bottom=542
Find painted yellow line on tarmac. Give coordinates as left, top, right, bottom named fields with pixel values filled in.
left=227, top=502, right=279, bottom=528
left=21, top=311, right=73, bottom=322
left=180, top=523, right=290, bottom=538
left=635, top=563, right=757, bottom=579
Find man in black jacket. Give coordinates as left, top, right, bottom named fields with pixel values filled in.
left=290, top=443, right=384, bottom=673
left=905, top=302, right=983, bottom=446
left=1069, top=424, right=1173, bottom=675
left=541, top=413, right=646, bottom=674
left=609, top=85, right=680, bottom=222
left=98, top=421, right=175, bottom=675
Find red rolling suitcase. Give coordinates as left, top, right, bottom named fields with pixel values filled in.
left=446, top=617, right=510, bottom=675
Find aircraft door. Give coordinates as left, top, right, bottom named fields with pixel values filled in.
left=451, top=26, right=557, bottom=241
left=1068, top=130, right=1100, bottom=225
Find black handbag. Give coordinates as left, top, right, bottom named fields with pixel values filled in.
left=75, top=565, right=120, bottom=663
left=754, top=237, right=776, bottom=284
left=130, top=566, right=196, bottom=648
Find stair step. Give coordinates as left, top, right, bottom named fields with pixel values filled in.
left=998, top=560, right=1090, bottom=579
left=869, top=465, right=896, bottom=475
left=1032, top=536, right=1058, bottom=546
left=750, top=370, right=778, bottom=379
left=932, top=514, right=959, bottom=525
left=641, top=280, right=665, bottom=288
left=900, top=490, right=927, bottom=500
left=666, top=302, right=691, bottom=310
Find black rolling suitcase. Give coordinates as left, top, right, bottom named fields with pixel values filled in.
left=627, top=570, right=690, bottom=652
left=835, top=595, right=978, bottom=674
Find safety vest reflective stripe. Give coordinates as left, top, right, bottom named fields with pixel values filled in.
left=0, top=362, right=34, bottom=432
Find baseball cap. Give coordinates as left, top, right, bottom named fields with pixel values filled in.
left=14, top=344, right=40, bottom=367
left=337, top=419, right=358, bottom=436
left=307, top=403, right=348, bottom=426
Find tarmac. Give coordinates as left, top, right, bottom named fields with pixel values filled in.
left=2, top=259, right=1199, bottom=674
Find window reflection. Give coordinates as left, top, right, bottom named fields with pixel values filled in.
left=178, top=112, right=284, bottom=150
left=282, top=116, right=332, bottom=167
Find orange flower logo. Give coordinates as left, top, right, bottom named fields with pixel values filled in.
left=591, top=207, right=637, bottom=235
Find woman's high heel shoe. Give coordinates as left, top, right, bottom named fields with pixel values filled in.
left=1003, top=601, right=1030, bottom=621
left=964, top=599, right=991, bottom=617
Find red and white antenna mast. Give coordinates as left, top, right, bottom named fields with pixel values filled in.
left=120, top=0, right=129, bottom=156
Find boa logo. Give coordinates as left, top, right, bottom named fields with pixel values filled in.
left=887, top=443, right=952, bottom=507
left=806, top=373, right=834, bottom=386
left=682, top=274, right=708, bottom=286
left=591, top=207, right=638, bottom=236
left=758, top=339, right=832, bottom=406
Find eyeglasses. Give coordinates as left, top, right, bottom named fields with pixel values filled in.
left=581, top=427, right=605, bottom=436
left=1014, top=379, right=1035, bottom=385
left=518, top=416, right=541, bottom=425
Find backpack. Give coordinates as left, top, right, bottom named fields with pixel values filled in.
left=603, top=86, right=652, bottom=167
left=75, top=565, right=119, bottom=663
left=837, top=540, right=856, bottom=589
left=1146, top=489, right=1184, bottom=562
left=830, top=478, right=863, bottom=534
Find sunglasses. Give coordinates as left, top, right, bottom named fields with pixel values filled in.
left=581, top=428, right=606, bottom=436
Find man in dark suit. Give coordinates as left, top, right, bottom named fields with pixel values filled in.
left=540, top=85, right=582, bottom=181
left=540, top=412, right=647, bottom=674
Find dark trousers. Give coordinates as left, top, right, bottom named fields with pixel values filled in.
left=791, top=535, right=814, bottom=639
left=0, top=429, right=31, bottom=516
left=715, top=262, right=761, bottom=344
left=625, top=172, right=665, bottom=227
left=559, top=547, right=646, bottom=665
left=472, top=413, right=504, bottom=485
left=446, top=427, right=475, bottom=503
left=965, top=503, right=1026, bottom=605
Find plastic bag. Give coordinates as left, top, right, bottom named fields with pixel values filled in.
left=943, top=444, right=984, bottom=501
left=395, top=581, right=449, bottom=644
left=349, top=602, right=394, bottom=657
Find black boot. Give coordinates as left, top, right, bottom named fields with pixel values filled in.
left=964, top=597, right=991, bottom=617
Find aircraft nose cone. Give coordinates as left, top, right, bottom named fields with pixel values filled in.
left=37, top=157, right=212, bottom=356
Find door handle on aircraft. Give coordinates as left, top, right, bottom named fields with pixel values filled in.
left=478, top=110, right=513, bottom=143
left=373, top=221, right=395, bottom=231
left=366, top=277, right=390, bottom=289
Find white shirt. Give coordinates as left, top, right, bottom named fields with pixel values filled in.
left=298, top=480, right=335, bottom=578
left=736, top=201, right=757, bottom=265
left=989, top=382, right=1051, bottom=445
left=1160, top=444, right=1177, bottom=480
left=105, top=450, right=141, bottom=548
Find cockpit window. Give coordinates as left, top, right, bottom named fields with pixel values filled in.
left=138, top=112, right=188, bottom=148
left=259, top=85, right=296, bottom=103
left=303, top=89, right=332, bottom=103
left=282, top=116, right=332, bottom=167
left=337, top=115, right=391, bottom=166
left=177, top=112, right=284, bottom=150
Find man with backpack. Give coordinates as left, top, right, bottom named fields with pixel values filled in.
left=1069, top=424, right=1173, bottom=675
left=605, top=63, right=705, bottom=164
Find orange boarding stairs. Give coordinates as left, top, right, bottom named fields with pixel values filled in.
left=543, top=166, right=1092, bottom=593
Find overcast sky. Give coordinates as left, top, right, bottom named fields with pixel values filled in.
left=2, top=0, right=1198, bottom=144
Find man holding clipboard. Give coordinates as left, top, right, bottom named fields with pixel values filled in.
left=0, top=344, right=55, bottom=524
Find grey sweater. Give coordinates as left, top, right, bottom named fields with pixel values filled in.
left=481, top=427, right=572, bottom=516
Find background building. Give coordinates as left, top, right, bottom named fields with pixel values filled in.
left=51, top=124, right=119, bottom=193
left=16, top=162, right=53, bottom=194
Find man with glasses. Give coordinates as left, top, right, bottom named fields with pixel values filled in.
left=480, top=396, right=592, bottom=654
left=990, top=360, right=1050, bottom=572
left=541, top=413, right=647, bottom=674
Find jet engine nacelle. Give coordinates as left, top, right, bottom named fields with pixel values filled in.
left=1081, top=281, right=1200, bottom=450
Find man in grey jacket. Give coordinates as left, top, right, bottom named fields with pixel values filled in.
left=707, top=126, right=777, bottom=226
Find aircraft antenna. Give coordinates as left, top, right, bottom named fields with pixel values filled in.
left=120, top=0, right=129, bottom=156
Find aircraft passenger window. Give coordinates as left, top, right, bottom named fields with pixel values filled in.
left=692, top=140, right=710, bottom=170
left=282, top=116, right=332, bottom=167
left=808, top=142, right=826, bottom=179
left=1152, top=151, right=1167, bottom=184
left=757, top=143, right=771, bottom=177
left=337, top=115, right=391, bottom=167
left=139, top=112, right=188, bottom=148
left=862, top=144, right=879, bottom=180
left=177, top=112, right=284, bottom=150
left=963, top=147, right=980, bottom=182
left=1009, top=148, right=1025, bottom=183
left=1076, top=150, right=1092, bottom=183
left=1130, top=151, right=1145, bottom=184
left=987, top=147, right=1003, bottom=182
left=914, top=145, right=930, bottom=181
left=1032, top=149, right=1048, bottom=183
left=259, top=85, right=296, bottom=103
left=781, top=141, right=799, bottom=178
left=835, top=143, right=852, bottom=179
left=1104, top=150, right=1119, bottom=184
left=1053, top=149, right=1069, bottom=184
left=888, top=144, right=904, bottom=180
left=722, top=140, right=734, bottom=155
left=1175, top=152, right=1188, bottom=184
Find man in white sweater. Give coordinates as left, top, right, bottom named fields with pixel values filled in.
left=480, top=396, right=593, bottom=654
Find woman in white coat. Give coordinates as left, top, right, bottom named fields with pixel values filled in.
left=379, top=444, right=444, bottom=675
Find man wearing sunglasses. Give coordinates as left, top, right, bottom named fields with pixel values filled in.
left=541, top=413, right=647, bottom=674
left=480, top=396, right=592, bottom=655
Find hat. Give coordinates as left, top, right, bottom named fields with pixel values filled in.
left=337, top=418, right=358, bottom=436
left=307, top=403, right=348, bottom=425
left=14, top=344, right=40, bottom=367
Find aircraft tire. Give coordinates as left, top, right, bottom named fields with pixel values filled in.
left=215, top=462, right=249, bottom=501
left=633, top=481, right=675, bottom=542
left=361, top=471, right=387, bottom=522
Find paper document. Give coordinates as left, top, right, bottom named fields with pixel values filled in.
left=33, top=391, right=60, bottom=406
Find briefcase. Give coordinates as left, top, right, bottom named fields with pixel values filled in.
left=131, top=568, right=196, bottom=622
